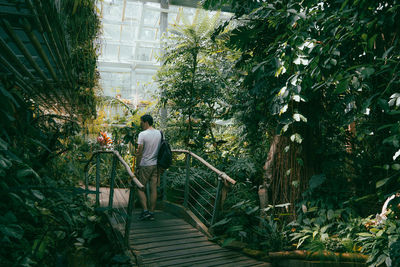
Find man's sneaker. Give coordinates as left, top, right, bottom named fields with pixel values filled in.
left=148, top=212, right=155, bottom=221
left=138, top=210, right=151, bottom=221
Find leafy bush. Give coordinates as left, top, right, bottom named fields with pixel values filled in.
left=212, top=199, right=291, bottom=252
left=0, top=149, right=124, bottom=266
left=358, top=213, right=400, bottom=267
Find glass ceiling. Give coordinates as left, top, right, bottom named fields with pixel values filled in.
left=96, top=0, right=231, bottom=108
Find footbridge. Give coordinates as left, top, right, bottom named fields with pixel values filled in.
left=84, top=149, right=270, bottom=267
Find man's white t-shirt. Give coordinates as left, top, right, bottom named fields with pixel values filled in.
left=137, top=129, right=162, bottom=166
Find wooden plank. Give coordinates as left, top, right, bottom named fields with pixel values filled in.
left=128, top=210, right=270, bottom=266
left=146, top=251, right=240, bottom=266
left=132, top=236, right=208, bottom=250
left=147, top=252, right=239, bottom=266
left=131, top=218, right=188, bottom=229
left=250, top=263, right=272, bottom=267
left=132, top=223, right=193, bottom=234
left=132, top=231, right=205, bottom=245
left=132, top=210, right=178, bottom=220
left=192, top=255, right=260, bottom=267
left=145, top=248, right=236, bottom=263
left=142, top=245, right=229, bottom=261
left=133, top=227, right=199, bottom=239
left=215, top=259, right=271, bottom=267
left=139, top=241, right=215, bottom=255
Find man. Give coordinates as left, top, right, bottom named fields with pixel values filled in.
left=135, top=114, right=162, bottom=220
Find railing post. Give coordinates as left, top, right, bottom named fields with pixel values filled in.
left=125, top=185, right=135, bottom=247
left=211, top=177, right=223, bottom=226
left=183, top=153, right=191, bottom=208
left=95, top=153, right=100, bottom=207
left=108, top=155, right=117, bottom=209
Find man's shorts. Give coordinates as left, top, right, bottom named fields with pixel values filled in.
left=137, top=165, right=159, bottom=188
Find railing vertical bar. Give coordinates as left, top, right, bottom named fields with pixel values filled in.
left=211, top=177, right=223, bottom=226
left=108, top=155, right=117, bottom=209
left=125, top=185, right=135, bottom=248
left=183, top=153, right=190, bottom=208
left=95, top=153, right=100, bottom=207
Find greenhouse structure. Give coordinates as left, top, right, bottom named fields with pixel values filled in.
left=1, top=0, right=399, bottom=266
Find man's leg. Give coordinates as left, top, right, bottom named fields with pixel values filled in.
left=149, top=166, right=158, bottom=212
left=137, top=188, right=148, bottom=211
left=137, top=167, right=148, bottom=211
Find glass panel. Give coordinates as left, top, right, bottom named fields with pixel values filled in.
left=101, top=71, right=131, bottom=98
left=143, top=9, right=160, bottom=26
left=139, top=28, right=158, bottom=40
left=120, top=25, right=136, bottom=42
left=134, top=73, right=157, bottom=102
left=103, top=0, right=124, bottom=21
left=134, top=47, right=159, bottom=62
left=182, top=8, right=196, bottom=24
left=169, top=5, right=180, bottom=12
left=125, top=1, right=141, bottom=20
left=144, top=2, right=159, bottom=8
left=135, top=47, right=151, bottom=61
left=119, top=45, right=133, bottom=61
left=104, top=44, right=119, bottom=61
left=168, top=12, right=180, bottom=25
left=103, top=23, right=121, bottom=40
left=136, top=73, right=153, bottom=83
left=97, top=0, right=233, bottom=108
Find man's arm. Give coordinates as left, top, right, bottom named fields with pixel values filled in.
left=135, top=144, right=143, bottom=175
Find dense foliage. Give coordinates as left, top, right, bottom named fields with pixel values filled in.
left=200, top=0, right=400, bottom=264
left=0, top=0, right=129, bottom=265
left=157, top=0, right=400, bottom=265
left=157, top=9, right=238, bottom=151
left=204, top=0, right=400, bottom=208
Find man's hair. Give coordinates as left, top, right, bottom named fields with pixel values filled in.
left=140, top=114, right=153, bottom=126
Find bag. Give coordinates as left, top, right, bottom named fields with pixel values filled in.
left=157, top=131, right=172, bottom=169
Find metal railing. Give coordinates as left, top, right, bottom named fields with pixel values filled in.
left=162, top=149, right=236, bottom=226
left=84, top=150, right=144, bottom=247
left=84, top=148, right=236, bottom=248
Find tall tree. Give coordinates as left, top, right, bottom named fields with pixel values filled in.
left=157, top=9, right=236, bottom=150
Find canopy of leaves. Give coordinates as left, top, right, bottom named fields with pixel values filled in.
left=203, top=0, right=400, bottom=210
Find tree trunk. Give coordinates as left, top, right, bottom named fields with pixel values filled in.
left=262, top=135, right=315, bottom=217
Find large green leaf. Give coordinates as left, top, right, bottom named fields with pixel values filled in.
left=308, top=174, right=326, bottom=190
left=0, top=224, right=24, bottom=240
left=376, top=178, right=390, bottom=188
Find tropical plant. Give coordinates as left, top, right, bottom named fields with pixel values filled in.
left=157, top=9, right=237, bottom=150
left=358, top=213, right=400, bottom=267
left=0, top=0, right=131, bottom=265
left=203, top=0, right=400, bottom=215
left=212, top=199, right=291, bottom=252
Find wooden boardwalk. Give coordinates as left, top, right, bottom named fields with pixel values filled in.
left=129, top=211, right=271, bottom=267
left=97, top=188, right=270, bottom=266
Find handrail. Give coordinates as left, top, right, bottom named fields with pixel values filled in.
left=84, top=149, right=143, bottom=248
left=84, top=150, right=144, bottom=190
left=172, top=149, right=236, bottom=185
left=163, top=149, right=236, bottom=226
